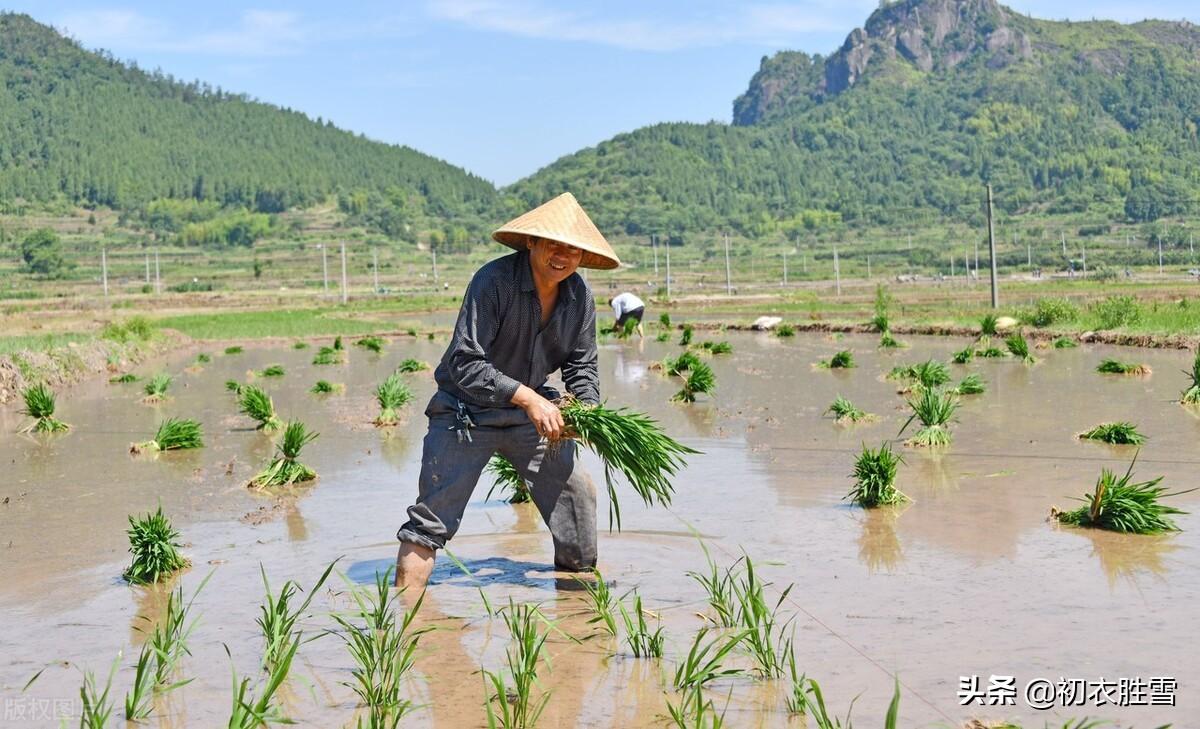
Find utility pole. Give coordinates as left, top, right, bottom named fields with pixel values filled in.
left=652, top=234, right=659, bottom=276
left=1061, top=231, right=1066, bottom=256
left=321, top=244, right=329, bottom=295
left=974, top=237, right=979, bottom=277
left=101, top=246, right=108, bottom=297
left=866, top=255, right=871, bottom=280
left=720, top=230, right=729, bottom=293
left=1081, top=242, right=1087, bottom=278
left=431, top=244, right=439, bottom=285
left=340, top=240, right=348, bottom=305
left=154, top=250, right=161, bottom=294
left=372, top=247, right=379, bottom=294
left=950, top=254, right=955, bottom=278
left=1027, top=240, right=1031, bottom=268
left=986, top=183, right=999, bottom=309
left=665, top=239, right=672, bottom=300
left=833, top=244, right=841, bottom=296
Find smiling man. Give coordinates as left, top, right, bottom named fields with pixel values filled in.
left=395, top=192, right=621, bottom=592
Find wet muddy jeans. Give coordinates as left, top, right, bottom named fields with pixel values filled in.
left=396, top=391, right=598, bottom=572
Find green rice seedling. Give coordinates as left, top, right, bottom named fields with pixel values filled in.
left=793, top=675, right=901, bottom=729
left=258, top=561, right=337, bottom=673
left=196, top=352, right=211, bottom=364
left=616, top=317, right=639, bottom=339
left=878, top=331, right=902, bottom=348
left=374, top=373, right=413, bottom=426
left=248, top=421, right=318, bottom=489
left=660, top=312, right=672, bottom=329
left=1097, top=358, right=1151, bottom=376
left=485, top=454, right=532, bottom=504
left=226, top=640, right=296, bottom=729
left=775, top=324, right=795, bottom=337
left=783, top=649, right=810, bottom=716
left=109, top=372, right=139, bottom=383
left=655, top=332, right=670, bottom=342
left=825, top=396, right=870, bottom=423
left=1183, top=350, right=1200, bottom=404
left=356, top=336, right=385, bottom=353
left=872, top=284, right=892, bottom=333
left=225, top=379, right=243, bottom=394
left=951, top=346, right=974, bottom=364
left=18, top=383, right=69, bottom=433
left=224, top=345, right=244, bottom=355
left=953, top=373, right=986, bottom=396
left=1078, top=422, right=1146, bottom=446
left=313, top=346, right=341, bottom=365
left=1005, top=333, right=1036, bottom=364
left=483, top=600, right=553, bottom=729
left=79, top=658, right=119, bottom=729
left=900, top=387, right=959, bottom=448
left=617, top=591, right=664, bottom=658
left=575, top=569, right=617, bottom=637
left=847, top=443, right=907, bottom=508
left=679, top=324, right=694, bottom=346
left=731, top=556, right=792, bottom=678
left=908, top=359, right=949, bottom=389
left=823, top=350, right=855, bottom=369
left=292, top=341, right=309, bottom=350
left=310, top=379, right=344, bottom=394
left=142, top=575, right=210, bottom=688
left=687, top=548, right=740, bottom=628
left=1053, top=337, right=1078, bottom=349
left=142, top=373, right=172, bottom=403
left=123, top=505, right=189, bottom=584
left=703, top=341, right=732, bottom=355
left=124, top=643, right=156, bottom=720
left=238, top=384, right=283, bottom=432
left=975, top=340, right=1006, bottom=358
left=130, top=417, right=204, bottom=454
left=672, top=628, right=746, bottom=690
left=397, top=358, right=429, bottom=373
left=980, top=313, right=999, bottom=336
left=666, top=684, right=727, bottom=729
left=334, top=335, right=345, bottom=350
left=673, top=361, right=716, bottom=403
left=665, top=350, right=703, bottom=376
left=558, top=399, right=699, bottom=529
left=1054, top=455, right=1191, bottom=534
left=258, top=364, right=285, bottom=377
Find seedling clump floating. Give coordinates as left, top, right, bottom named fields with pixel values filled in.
left=951, top=346, right=974, bottom=364
left=355, top=336, right=384, bottom=352
left=123, top=505, right=190, bottom=584
left=1005, top=333, right=1036, bottom=364
left=248, top=421, right=318, bottom=488
left=224, top=345, right=244, bottom=355
left=1053, top=337, right=1078, bottom=349
left=258, top=364, right=285, bottom=378
left=131, top=418, right=204, bottom=454
left=1097, top=358, right=1151, bottom=376
left=18, top=383, right=69, bottom=433
left=309, top=380, right=344, bottom=394
left=775, top=324, right=795, bottom=337
left=672, top=360, right=716, bottom=403
left=397, top=358, right=429, bottom=373
left=820, top=350, right=854, bottom=369
left=679, top=324, right=694, bottom=346
left=239, top=385, right=283, bottom=432
left=1078, top=422, right=1146, bottom=445
left=825, top=396, right=872, bottom=423
left=109, top=373, right=138, bottom=384
left=953, top=373, right=986, bottom=395
left=1054, top=455, right=1190, bottom=534
left=142, top=373, right=172, bottom=403
left=374, top=372, right=413, bottom=426
left=847, top=442, right=907, bottom=508
left=900, top=387, right=959, bottom=447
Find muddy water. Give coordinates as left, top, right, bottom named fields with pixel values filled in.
left=1, top=332, right=1197, bottom=727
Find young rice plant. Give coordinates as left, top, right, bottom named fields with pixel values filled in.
left=123, top=505, right=189, bottom=584
left=847, top=442, right=908, bottom=508
left=485, top=454, right=532, bottom=504
left=1097, top=358, right=1151, bottom=376
left=142, top=373, right=172, bottom=403
left=900, top=387, right=959, bottom=448
left=238, top=385, right=283, bottom=432
left=1180, top=350, right=1200, bottom=404
left=1054, top=455, right=1191, bottom=534
left=1078, top=422, right=1146, bottom=446
left=374, top=372, right=413, bottom=426
left=18, top=383, right=69, bottom=433
left=825, top=396, right=870, bottom=423
left=397, top=358, right=429, bottom=373
left=1005, top=333, right=1036, bottom=364
left=248, top=421, right=318, bottom=488
left=672, top=361, right=716, bottom=403
left=130, top=417, right=204, bottom=454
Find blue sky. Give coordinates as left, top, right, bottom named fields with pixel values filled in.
left=4, top=1, right=1198, bottom=186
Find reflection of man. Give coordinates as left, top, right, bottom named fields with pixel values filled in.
left=395, top=193, right=622, bottom=592
left=608, top=292, right=645, bottom=339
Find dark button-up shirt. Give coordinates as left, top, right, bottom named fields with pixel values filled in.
left=434, top=250, right=599, bottom=409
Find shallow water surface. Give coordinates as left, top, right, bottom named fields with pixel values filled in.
left=1, top=331, right=1196, bottom=726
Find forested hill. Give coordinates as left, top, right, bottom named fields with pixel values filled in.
left=507, top=0, right=1200, bottom=236
left=0, top=13, right=495, bottom=217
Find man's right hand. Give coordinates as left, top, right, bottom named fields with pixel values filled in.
left=511, top=384, right=564, bottom=440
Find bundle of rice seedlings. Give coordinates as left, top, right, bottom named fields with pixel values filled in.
left=122, top=506, right=189, bottom=584
left=775, top=324, right=795, bottom=337
left=679, top=324, right=694, bottom=346
left=974, top=339, right=1006, bottom=358
left=1078, top=422, right=1146, bottom=445
left=659, top=312, right=672, bottom=329
left=672, top=361, right=716, bottom=403
left=374, top=373, right=413, bottom=426
left=820, top=350, right=855, bottom=369
left=310, top=380, right=344, bottom=394
left=616, top=317, right=639, bottom=339
left=979, top=313, right=999, bottom=336
left=1054, top=455, right=1190, bottom=533
left=312, top=346, right=341, bottom=365
left=142, top=373, right=172, bottom=403
left=18, top=383, right=70, bottom=433
left=872, top=284, right=892, bottom=332
left=558, top=398, right=699, bottom=529
left=109, top=373, right=139, bottom=384
left=908, top=359, right=950, bottom=389
left=196, top=353, right=211, bottom=364
left=700, top=341, right=732, bottom=355
left=953, top=373, right=986, bottom=396
left=951, top=346, right=974, bottom=364
left=1183, top=350, right=1200, bottom=404
left=1005, top=333, right=1036, bottom=364
left=356, top=336, right=385, bottom=352
left=224, top=346, right=244, bottom=355
left=846, top=443, right=907, bottom=507
left=131, top=418, right=204, bottom=454
left=1053, top=337, right=1078, bottom=349
left=292, top=341, right=309, bottom=350
left=225, top=380, right=244, bottom=395
left=238, top=385, right=283, bottom=432
left=1097, top=358, right=1151, bottom=376
left=397, top=358, right=429, bottom=373
left=485, top=454, right=532, bottom=503
left=664, top=350, right=703, bottom=376
left=879, top=331, right=903, bottom=348
left=248, top=421, right=318, bottom=488
left=258, top=364, right=285, bottom=378
left=333, top=335, right=345, bottom=350
left=655, top=332, right=670, bottom=342
left=900, top=387, right=959, bottom=447
left=825, top=396, right=870, bottom=423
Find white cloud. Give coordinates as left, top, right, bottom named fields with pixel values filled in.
left=56, top=8, right=310, bottom=57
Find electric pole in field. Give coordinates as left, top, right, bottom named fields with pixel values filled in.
left=101, top=246, right=108, bottom=297
left=723, top=232, right=732, bottom=296
left=986, top=183, right=999, bottom=308
left=431, top=243, right=439, bottom=285
left=154, top=250, right=161, bottom=294
left=1061, top=231, right=1067, bottom=256
left=833, top=244, right=841, bottom=296
left=340, top=241, right=348, bottom=305
left=652, top=234, right=658, bottom=276
left=320, top=244, right=329, bottom=295
left=665, top=239, right=672, bottom=300
left=1082, top=242, right=1087, bottom=278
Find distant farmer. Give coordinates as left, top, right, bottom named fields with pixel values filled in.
left=395, top=192, right=621, bottom=592
left=609, top=291, right=645, bottom=338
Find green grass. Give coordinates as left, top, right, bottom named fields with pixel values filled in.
left=901, top=387, right=959, bottom=447
left=953, top=373, right=986, bottom=395
left=1096, top=358, right=1151, bottom=375
left=248, top=421, right=318, bottom=488
left=1053, top=337, right=1078, bottom=349
left=485, top=454, right=532, bottom=504
left=0, top=332, right=92, bottom=356
left=142, top=373, right=172, bottom=402
left=374, top=372, right=413, bottom=426
left=18, top=383, right=69, bottom=433
left=825, top=396, right=870, bottom=423
left=575, top=569, right=618, bottom=638
left=130, top=417, right=203, bottom=453
left=155, top=308, right=406, bottom=339
left=1078, top=421, right=1146, bottom=445
left=122, top=505, right=189, bottom=584
left=238, top=385, right=282, bottom=432
left=672, top=361, right=716, bottom=403
left=617, top=591, right=664, bottom=658
left=1055, top=455, right=1191, bottom=533
left=847, top=443, right=907, bottom=508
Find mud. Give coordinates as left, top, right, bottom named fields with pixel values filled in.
left=1, top=331, right=1197, bottom=727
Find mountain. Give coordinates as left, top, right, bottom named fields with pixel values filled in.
left=508, top=0, right=1200, bottom=236
left=0, top=13, right=495, bottom=219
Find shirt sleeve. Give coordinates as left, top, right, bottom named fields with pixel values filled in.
left=444, top=271, right=523, bottom=406
left=561, top=295, right=600, bottom=405
left=611, top=299, right=622, bottom=319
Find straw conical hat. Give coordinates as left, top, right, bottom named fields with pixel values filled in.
left=493, top=192, right=621, bottom=270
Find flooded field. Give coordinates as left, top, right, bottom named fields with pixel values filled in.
left=1, top=329, right=1197, bottom=727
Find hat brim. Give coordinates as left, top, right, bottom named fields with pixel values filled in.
left=493, top=230, right=620, bottom=270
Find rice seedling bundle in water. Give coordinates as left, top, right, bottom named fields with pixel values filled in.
left=485, top=454, right=532, bottom=503
left=825, top=350, right=855, bottom=369
left=616, top=317, right=639, bottom=339
left=1055, top=456, right=1191, bottom=533
left=196, top=353, right=211, bottom=364
left=702, top=341, right=732, bottom=354
left=397, top=358, right=429, bottom=373
left=123, top=506, right=189, bottom=584
left=312, top=346, right=340, bottom=365
left=872, top=284, right=893, bottom=332
left=333, top=335, right=344, bottom=350
left=131, top=417, right=204, bottom=453
left=18, top=383, right=69, bottom=433
left=1180, top=350, right=1200, bottom=404
left=847, top=443, right=907, bottom=507
left=1053, top=337, right=1078, bottom=349
left=292, top=341, right=309, bottom=350
left=1097, top=358, right=1151, bottom=376
left=879, top=331, right=902, bottom=348
left=655, top=332, right=670, bottom=342
left=1005, top=333, right=1036, bottom=364
left=374, top=373, right=413, bottom=426
left=356, top=336, right=384, bottom=352
left=980, top=313, right=999, bottom=336
left=239, top=385, right=282, bottom=432
left=901, top=387, right=959, bottom=447
left=310, top=380, right=343, bottom=394
left=558, top=399, right=699, bottom=529
left=951, top=347, right=974, bottom=364
left=142, top=373, right=172, bottom=403
left=826, top=396, right=869, bottom=423
left=659, top=312, right=672, bottom=329
left=672, top=361, right=716, bottom=403
left=953, top=373, right=986, bottom=395
left=258, top=364, right=285, bottom=378
left=248, top=421, right=318, bottom=488
left=974, top=338, right=1006, bottom=358
left=224, top=345, right=244, bottom=355
left=679, top=324, right=694, bottom=346
left=1078, top=421, right=1146, bottom=445
left=664, top=350, right=702, bottom=376
left=906, top=359, right=949, bottom=389
left=109, top=373, right=138, bottom=383
left=225, top=380, right=244, bottom=395
left=775, top=324, right=795, bottom=337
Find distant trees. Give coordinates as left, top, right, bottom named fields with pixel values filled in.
left=20, top=228, right=68, bottom=277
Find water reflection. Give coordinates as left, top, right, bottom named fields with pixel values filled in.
left=1079, top=529, right=1182, bottom=591
left=856, top=506, right=907, bottom=574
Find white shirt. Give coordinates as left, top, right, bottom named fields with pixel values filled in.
left=611, top=292, right=644, bottom=318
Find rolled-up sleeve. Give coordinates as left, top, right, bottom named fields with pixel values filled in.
left=444, top=274, right=523, bottom=406
left=561, top=295, right=600, bottom=405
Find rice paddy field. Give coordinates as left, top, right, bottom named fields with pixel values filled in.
left=1, top=327, right=1197, bottom=727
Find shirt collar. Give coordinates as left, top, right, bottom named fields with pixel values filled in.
left=517, top=249, right=579, bottom=302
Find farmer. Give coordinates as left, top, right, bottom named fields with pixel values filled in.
left=395, top=192, right=622, bottom=592
left=609, top=291, right=645, bottom=338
